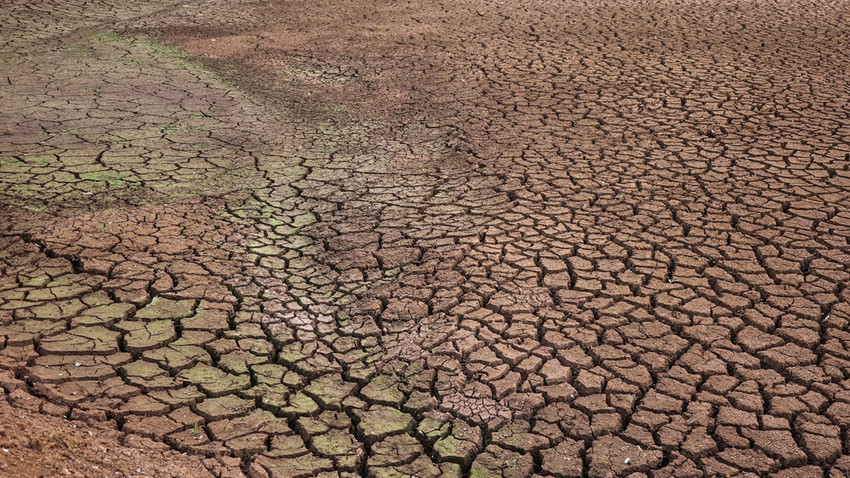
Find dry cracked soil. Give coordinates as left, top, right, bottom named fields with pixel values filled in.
left=1, top=0, right=850, bottom=477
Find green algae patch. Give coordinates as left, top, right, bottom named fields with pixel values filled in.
left=304, top=374, right=357, bottom=410
left=120, top=359, right=178, bottom=389
left=148, top=386, right=206, bottom=407
left=361, top=374, right=405, bottom=407
left=218, top=350, right=268, bottom=375
left=80, top=171, right=140, bottom=188
left=433, top=421, right=482, bottom=465
left=117, top=319, right=176, bottom=352
left=94, top=32, right=132, bottom=44
left=72, top=302, right=136, bottom=327
left=134, top=297, right=195, bottom=320
left=311, top=429, right=361, bottom=457
left=178, top=363, right=250, bottom=396
left=143, top=343, right=212, bottom=371
left=38, top=325, right=121, bottom=355
left=417, top=415, right=449, bottom=445
left=280, top=391, right=319, bottom=415
left=181, top=308, right=230, bottom=331
left=195, top=395, right=254, bottom=421
left=355, top=405, right=414, bottom=445
left=252, top=454, right=334, bottom=477
left=95, top=32, right=192, bottom=64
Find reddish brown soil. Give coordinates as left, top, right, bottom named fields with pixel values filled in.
left=0, top=371, right=230, bottom=477
left=2, top=0, right=850, bottom=477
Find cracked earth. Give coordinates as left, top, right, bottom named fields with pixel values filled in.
left=1, top=0, right=850, bottom=477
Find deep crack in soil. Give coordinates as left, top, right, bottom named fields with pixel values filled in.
left=2, top=0, right=850, bottom=477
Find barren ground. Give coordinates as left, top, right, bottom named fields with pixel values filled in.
left=1, top=0, right=850, bottom=477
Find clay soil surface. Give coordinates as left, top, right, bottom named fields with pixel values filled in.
left=2, top=0, right=850, bottom=477
left=0, top=376, right=230, bottom=478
